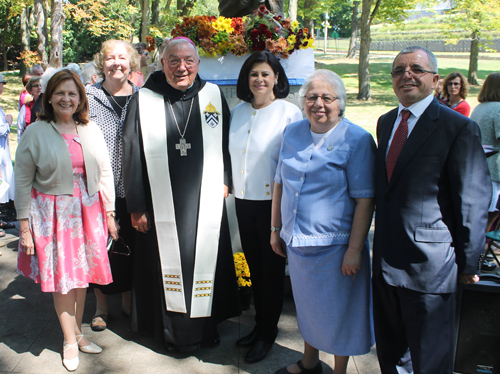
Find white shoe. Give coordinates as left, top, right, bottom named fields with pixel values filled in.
left=76, top=334, right=102, bottom=354
left=62, top=341, right=79, bottom=371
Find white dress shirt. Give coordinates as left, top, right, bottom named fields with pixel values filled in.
left=387, top=94, right=434, bottom=152
left=229, top=99, right=302, bottom=200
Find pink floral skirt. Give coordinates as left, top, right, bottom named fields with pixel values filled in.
left=17, top=173, right=113, bottom=294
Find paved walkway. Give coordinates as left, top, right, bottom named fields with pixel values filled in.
left=0, top=226, right=381, bottom=374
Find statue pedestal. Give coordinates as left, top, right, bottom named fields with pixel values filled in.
left=198, top=49, right=315, bottom=110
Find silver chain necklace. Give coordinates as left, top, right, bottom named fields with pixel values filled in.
left=109, top=94, right=129, bottom=110
left=169, top=97, right=194, bottom=156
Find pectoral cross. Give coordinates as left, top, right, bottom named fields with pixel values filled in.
left=175, top=138, right=191, bottom=156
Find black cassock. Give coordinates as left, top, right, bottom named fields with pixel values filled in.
left=122, top=71, right=241, bottom=350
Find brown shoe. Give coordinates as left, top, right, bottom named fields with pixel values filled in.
left=91, top=314, right=108, bottom=332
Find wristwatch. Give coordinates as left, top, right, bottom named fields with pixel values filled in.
left=270, top=226, right=281, bottom=232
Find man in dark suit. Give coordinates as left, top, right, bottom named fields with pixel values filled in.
left=373, top=46, right=491, bottom=374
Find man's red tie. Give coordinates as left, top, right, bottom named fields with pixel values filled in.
left=387, top=109, right=411, bottom=182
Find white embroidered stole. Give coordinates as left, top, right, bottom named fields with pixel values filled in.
left=138, top=83, right=224, bottom=317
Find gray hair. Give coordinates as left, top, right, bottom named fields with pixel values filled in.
left=162, top=38, right=200, bottom=60
left=65, top=63, right=82, bottom=77
left=298, top=69, right=347, bottom=117
left=392, top=46, right=438, bottom=74
left=82, top=62, right=102, bottom=85
left=31, top=64, right=44, bottom=75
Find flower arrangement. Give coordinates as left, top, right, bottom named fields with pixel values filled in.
left=234, top=252, right=252, bottom=288
left=170, top=5, right=313, bottom=59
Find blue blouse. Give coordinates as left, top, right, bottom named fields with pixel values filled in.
left=275, top=118, right=376, bottom=247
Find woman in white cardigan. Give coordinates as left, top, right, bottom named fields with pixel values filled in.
left=16, top=70, right=118, bottom=372
left=229, top=51, right=302, bottom=363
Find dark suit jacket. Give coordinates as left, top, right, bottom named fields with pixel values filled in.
left=373, top=98, right=491, bottom=294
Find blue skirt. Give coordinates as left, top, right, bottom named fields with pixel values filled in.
left=287, top=242, right=374, bottom=356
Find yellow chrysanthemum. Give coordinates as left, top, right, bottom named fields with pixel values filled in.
left=212, top=16, right=234, bottom=34
left=291, top=20, right=299, bottom=31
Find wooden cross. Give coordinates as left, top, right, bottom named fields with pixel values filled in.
left=175, top=138, right=191, bottom=156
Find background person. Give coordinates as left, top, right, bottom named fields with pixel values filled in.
left=15, top=69, right=118, bottom=372
left=18, top=74, right=32, bottom=110
left=471, top=72, right=500, bottom=233
left=229, top=51, right=302, bottom=363
left=30, top=67, right=58, bottom=124
left=373, top=46, right=489, bottom=374
left=433, top=78, right=443, bottom=101
left=129, top=42, right=150, bottom=87
left=17, top=76, right=42, bottom=141
left=31, top=64, right=44, bottom=77
left=82, top=62, right=102, bottom=86
left=0, top=73, right=15, bottom=210
left=440, top=71, right=471, bottom=117
left=271, top=69, right=376, bottom=374
left=86, top=39, right=140, bottom=332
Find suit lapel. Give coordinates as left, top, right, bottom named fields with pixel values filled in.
left=387, top=99, right=440, bottom=190
left=377, top=109, right=398, bottom=186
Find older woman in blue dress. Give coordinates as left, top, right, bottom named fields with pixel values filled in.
left=271, top=69, right=376, bottom=374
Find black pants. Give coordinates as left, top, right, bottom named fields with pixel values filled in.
left=235, top=198, right=286, bottom=343
left=372, top=273, right=456, bottom=374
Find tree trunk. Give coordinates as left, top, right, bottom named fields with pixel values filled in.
left=347, top=1, right=359, bottom=58
left=1, top=44, right=7, bottom=71
left=151, top=0, right=160, bottom=25
left=288, top=0, right=297, bottom=21
left=468, top=31, right=479, bottom=85
left=34, top=0, right=48, bottom=68
left=266, top=0, right=284, bottom=15
left=357, top=0, right=374, bottom=100
left=303, top=0, right=315, bottom=37
left=140, top=0, right=150, bottom=42
left=1, top=19, right=8, bottom=71
left=49, top=0, right=64, bottom=68
left=177, top=0, right=194, bottom=17
left=20, top=5, right=31, bottom=76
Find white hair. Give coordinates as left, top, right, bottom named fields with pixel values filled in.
left=298, top=69, right=347, bottom=117
left=40, top=67, right=58, bottom=93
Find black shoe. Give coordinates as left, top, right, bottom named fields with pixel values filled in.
left=245, top=340, right=273, bottom=363
left=236, top=329, right=258, bottom=347
left=482, top=259, right=497, bottom=271
left=275, top=360, right=323, bottom=374
left=201, top=333, right=220, bottom=348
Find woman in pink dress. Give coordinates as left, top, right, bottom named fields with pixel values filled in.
left=15, top=69, right=119, bottom=372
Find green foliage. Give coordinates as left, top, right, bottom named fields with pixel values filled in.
left=63, top=0, right=139, bottom=62
left=441, top=0, right=500, bottom=46
left=374, top=0, right=420, bottom=25
left=191, top=0, right=219, bottom=16
left=0, top=0, right=23, bottom=69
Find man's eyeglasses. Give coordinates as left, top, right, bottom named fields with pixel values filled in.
left=447, top=82, right=461, bottom=87
left=305, top=94, right=338, bottom=105
left=167, top=58, right=197, bottom=68
left=390, top=68, right=436, bottom=79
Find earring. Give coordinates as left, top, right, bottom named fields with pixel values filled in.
left=48, top=100, right=52, bottom=104
left=275, top=81, right=278, bottom=86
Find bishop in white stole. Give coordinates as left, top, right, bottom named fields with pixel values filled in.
left=138, top=82, right=225, bottom=318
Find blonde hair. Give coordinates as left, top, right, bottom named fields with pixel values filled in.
left=93, top=39, right=140, bottom=76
